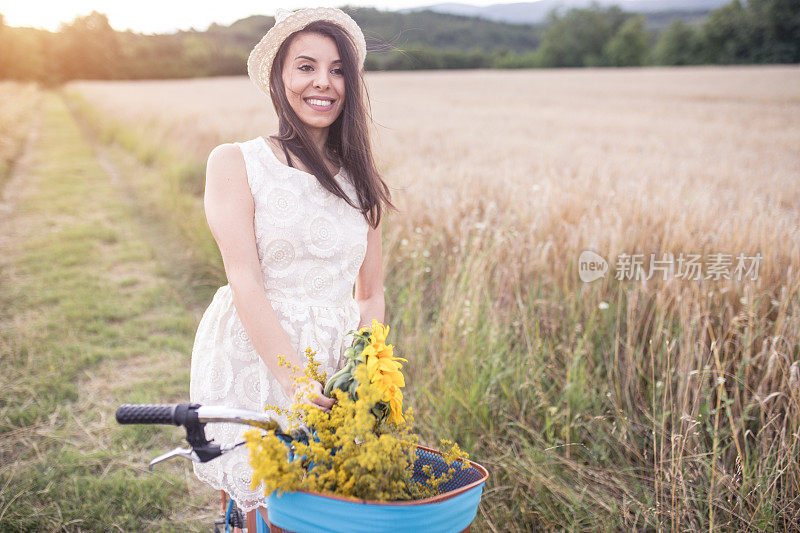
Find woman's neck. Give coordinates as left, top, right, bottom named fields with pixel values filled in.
left=270, top=128, right=339, bottom=176
left=306, top=126, right=329, bottom=155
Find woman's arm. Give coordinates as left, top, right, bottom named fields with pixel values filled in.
left=354, top=221, right=385, bottom=328
left=203, top=143, right=333, bottom=409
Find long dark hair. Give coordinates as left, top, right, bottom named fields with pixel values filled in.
left=267, top=20, right=395, bottom=229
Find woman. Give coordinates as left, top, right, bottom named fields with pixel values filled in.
left=188, top=7, right=395, bottom=528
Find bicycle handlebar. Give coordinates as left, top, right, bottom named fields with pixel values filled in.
left=116, top=403, right=190, bottom=426
left=115, top=402, right=309, bottom=469
left=115, top=403, right=287, bottom=431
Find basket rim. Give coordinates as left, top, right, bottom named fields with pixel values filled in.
left=268, top=443, right=489, bottom=506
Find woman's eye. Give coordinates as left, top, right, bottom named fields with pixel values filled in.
left=298, top=64, right=342, bottom=75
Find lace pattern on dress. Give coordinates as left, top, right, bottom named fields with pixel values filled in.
left=189, top=137, right=368, bottom=511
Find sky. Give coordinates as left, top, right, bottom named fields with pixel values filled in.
left=0, top=1, right=499, bottom=34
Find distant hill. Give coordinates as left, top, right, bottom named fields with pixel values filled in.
left=398, top=0, right=729, bottom=27
left=3, top=0, right=793, bottom=82
left=167, top=7, right=545, bottom=73
left=210, top=7, right=543, bottom=54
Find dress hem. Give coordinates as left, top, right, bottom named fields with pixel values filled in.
left=193, top=469, right=269, bottom=514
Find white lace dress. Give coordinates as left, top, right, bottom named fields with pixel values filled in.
left=189, top=136, right=369, bottom=512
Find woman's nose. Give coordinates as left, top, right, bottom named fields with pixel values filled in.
left=314, top=71, right=330, bottom=89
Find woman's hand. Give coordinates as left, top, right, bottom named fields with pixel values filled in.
left=293, top=380, right=336, bottom=411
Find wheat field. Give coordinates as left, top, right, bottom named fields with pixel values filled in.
left=70, top=66, right=800, bottom=285
left=63, top=65, right=800, bottom=530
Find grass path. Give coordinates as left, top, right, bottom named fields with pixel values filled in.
left=0, top=90, right=219, bottom=530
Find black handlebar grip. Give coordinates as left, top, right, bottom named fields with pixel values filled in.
left=116, top=404, right=181, bottom=425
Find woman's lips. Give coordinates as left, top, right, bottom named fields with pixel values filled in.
left=304, top=99, right=335, bottom=112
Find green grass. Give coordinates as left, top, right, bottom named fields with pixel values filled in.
left=61, top=89, right=223, bottom=294
left=0, top=91, right=216, bottom=530
left=0, top=81, right=41, bottom=189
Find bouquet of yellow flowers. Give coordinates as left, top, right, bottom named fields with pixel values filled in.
left=243, top=319, right=470, bottom=501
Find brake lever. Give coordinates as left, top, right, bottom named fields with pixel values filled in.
left=146, top=413, right=312, bottom=470
left=148, top=446, right=201, bottom=470
left=149, top=440, right=225, bottom=470
left=149, top=438, right=255, bottom=471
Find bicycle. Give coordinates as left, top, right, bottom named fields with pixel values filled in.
left=116, top=402, right=489, bottom=533
left=116, top=402, right=306, bottom=533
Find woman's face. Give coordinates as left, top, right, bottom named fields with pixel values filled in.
left=282, top=32, right=346, bottom=133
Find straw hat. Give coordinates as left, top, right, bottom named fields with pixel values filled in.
left=247, top=7, right=367, bottom=98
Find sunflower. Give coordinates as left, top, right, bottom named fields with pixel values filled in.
left=323, top=320, right=408, bottom=425
left=361, top=319, right=407, bottom=424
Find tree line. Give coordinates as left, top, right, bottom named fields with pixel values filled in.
left=526, top=0, right=800, bottom=67
left=0, top=0, right=797, bottom=83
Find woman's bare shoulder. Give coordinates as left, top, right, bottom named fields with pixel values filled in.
left=205, top=143, right=248, bottom=187
left=202, top=144, right=254, bottom=216
left=207, top=142, right=245, bottom=169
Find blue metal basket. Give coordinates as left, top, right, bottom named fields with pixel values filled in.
left=256, top=444, right=489, bottom=533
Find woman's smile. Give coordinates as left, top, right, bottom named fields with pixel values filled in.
left=304, top=97, right=336, bottom=111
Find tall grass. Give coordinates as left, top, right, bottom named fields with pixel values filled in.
left=66, top=65, right=800, bottom=530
